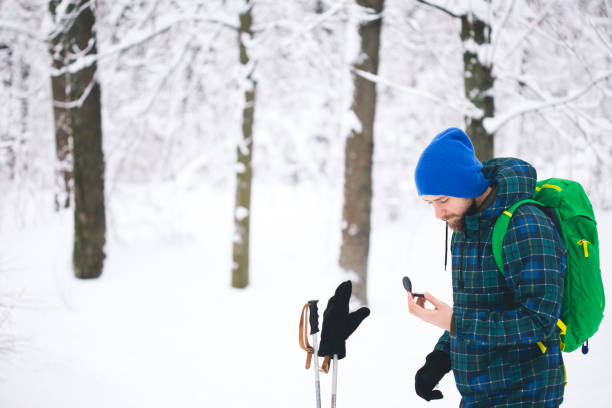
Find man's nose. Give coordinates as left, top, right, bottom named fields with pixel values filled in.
left=433, top=204, right=446, bottom=220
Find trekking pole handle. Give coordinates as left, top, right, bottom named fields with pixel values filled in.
left=308, top=300, right=320, bottom=335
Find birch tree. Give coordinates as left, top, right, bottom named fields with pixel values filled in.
left=232, top=0, right=255, bottom=289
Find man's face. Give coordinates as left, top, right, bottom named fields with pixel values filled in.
left=422, top=195, right=475, bottom=232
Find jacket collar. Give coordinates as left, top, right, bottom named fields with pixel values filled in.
left=464, top=158, right=537, bottom=233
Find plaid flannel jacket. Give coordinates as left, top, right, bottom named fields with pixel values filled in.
left=434, top=158, right=567, bottom=407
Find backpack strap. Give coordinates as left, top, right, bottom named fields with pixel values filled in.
left=535, top=320, right=567, bottom=354
left=492, top=200, right=568, bottom=357
left=492, top=199, right=542, bottom=276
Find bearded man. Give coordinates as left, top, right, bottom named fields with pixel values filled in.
left=407, top=128, right=567, bottom=407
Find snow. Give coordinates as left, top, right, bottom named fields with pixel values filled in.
left=235, top=205, right=249, bottom=221
left=0, top=182, right=610, bottom=407
left=1, top=1, right=612, bottom=406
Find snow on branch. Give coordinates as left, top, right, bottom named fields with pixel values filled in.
left=0, top=20, right=45, bottom=42
left=52, top=74, right=97, bottom=110
left=51, top=15, right=237, bottom=76
left=132, top=33, right=197, bottom=117
left=588, top=17, right=612, bottom=57
left=261, top=0, right=351, bottom=41
left=484, top=70, right=612, bottom=134
left=488, top=0, right=516, bottom=65
left=351, top=68, right=482, bottom=117
left=3, top=77, right=49, bottom=100
left=498, top=71, right=612, bottom=133
left=500, top=10, right=549, bottom=61
left=102, top=14, right=239, bottom=53
left=47, top=1, right=96, bottom=42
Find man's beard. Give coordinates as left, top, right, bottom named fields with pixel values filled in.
left=446, top=199, right=478, bottom=233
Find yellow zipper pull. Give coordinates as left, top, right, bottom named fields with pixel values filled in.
left=577, top=240, right=590, bottom=258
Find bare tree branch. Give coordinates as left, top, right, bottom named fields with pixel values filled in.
left=260, top=0, right=351, bottom=38
left=136, top=33, right=199, bottom=117
left=137, top=0, right=167, bottom=30
left=0, top=20, right=44, bottom=42
left=50, top=15, right=237, bottom=77
left=416, top=0, right=462, bottom=19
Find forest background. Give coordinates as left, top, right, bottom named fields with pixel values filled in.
left=0, top=0, right=611, bottom=407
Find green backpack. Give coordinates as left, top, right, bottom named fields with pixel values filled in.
left=492, top=178, right=605, bottom=353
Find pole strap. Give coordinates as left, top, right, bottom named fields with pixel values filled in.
left=299, top=303, right=314, bottom=369
left=299, top=302, right=331, bottom=373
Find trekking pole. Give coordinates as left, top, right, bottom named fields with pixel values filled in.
left=300, top=301, right=323, bottom=408
left=309, top=300, right=322, bottom=408
left=331, top=354, right=338, bottom=408
left=317, top=281, right=370, bottom=407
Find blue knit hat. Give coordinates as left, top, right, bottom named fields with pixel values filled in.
left=415, top=128, right=488, bottom=198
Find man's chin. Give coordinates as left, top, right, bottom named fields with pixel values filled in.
left=447, top=218, right=465, bottom=233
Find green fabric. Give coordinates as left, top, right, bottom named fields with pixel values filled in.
left=492, top=199, right=542, bottom=276
left=492, top=178, right=605, bottom=352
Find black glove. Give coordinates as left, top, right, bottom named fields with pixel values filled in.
left=415, top=349, right=451, bottom=401
left=318, top=280, right=370, bottom=359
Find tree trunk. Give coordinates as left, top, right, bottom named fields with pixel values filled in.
left=1, top=42, right=29, bottom=181
left=232, top=1, right=256, bottom=289
left=461, top=12, right=495, bottom=161
left=50, top=0, right=106, bottom=279
left=18, top=57, right=30, bottom=176
left=339, top=0, right=384, bottom=305
left=48, top=6, right=72, bottom=210
left=72, top=1, right=106, bottom=279
left=0, top=43, right=16, bottom=180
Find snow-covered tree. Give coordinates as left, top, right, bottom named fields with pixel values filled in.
left=416, top=0, right=495, bottom=160
left=405, top=0, right=612, bottom=207
left=1, top=0, right=611, bottom=289
left=48, top=1, right=72, bottom=210
left=486, top=0, right=612, bottom=207
left=49, top=0, right=106, bottom=279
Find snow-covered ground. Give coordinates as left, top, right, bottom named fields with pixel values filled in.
left=0, top=182, right=610, bottom=407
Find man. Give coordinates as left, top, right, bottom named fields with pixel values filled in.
left=407, top=128, right=567, bottom=407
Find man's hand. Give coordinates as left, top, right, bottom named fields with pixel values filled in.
left=415, top=350, right=451, bottom=401
left=407, top=292, right=453, bottom=332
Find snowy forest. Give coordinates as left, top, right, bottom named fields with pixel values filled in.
left=0, top=0, right=611, bottom=407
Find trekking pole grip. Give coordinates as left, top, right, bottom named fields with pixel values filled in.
left=308, top=300, right=319, bottom=335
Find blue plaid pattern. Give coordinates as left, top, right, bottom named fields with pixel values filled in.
left=434, top=158, right=567, bottom=407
